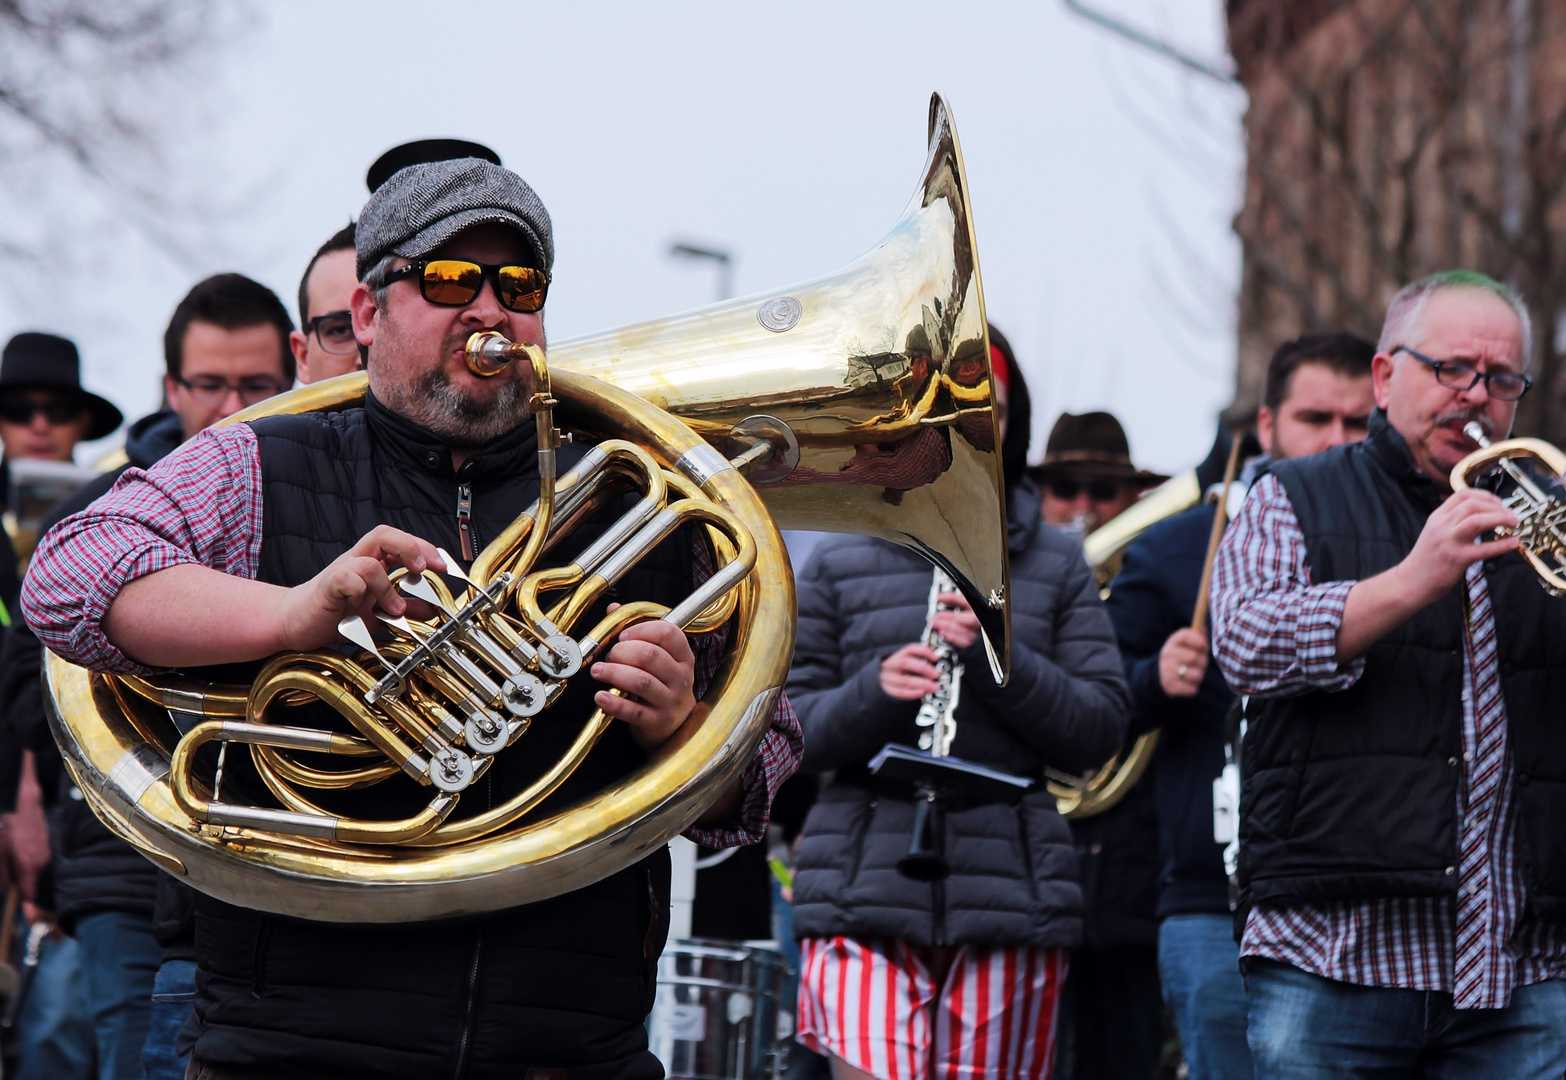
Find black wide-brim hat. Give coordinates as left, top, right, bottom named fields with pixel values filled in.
left=0, top=332, right=123, bottom=440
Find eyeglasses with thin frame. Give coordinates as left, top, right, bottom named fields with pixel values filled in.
left=1049, top=478, right=1124, bottom=502
left=305, top=310, right=358, bottom=356
left=1392, top=345, right=1533, bottom=401
left=172, top=376, right=288, bottom=406
left=0, top=395, right=86, bottom=426
left=382, top=259, right=550, bottom=314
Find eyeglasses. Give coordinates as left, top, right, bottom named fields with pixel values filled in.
left=172, top=376, right=288, bottom=406
left=1049, top=478, right=1124, bottom=502
left=306, top=310, right=358, bottom=356
left=1392, top=345, right=1533, bottom=401
left=0, top=396, right=85, bottom=426
left=382, top=260, right=550, bottom=313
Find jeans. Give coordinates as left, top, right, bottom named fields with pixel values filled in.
left=1246, top=958, right=1566, bottom=1079
left=144, top=959, right=196, bottom=1080
left=1158, top=913, right=1254, bottom=1080
left=14, top=930, right=94, bottom=1080
left=76, top=909, right=163, bottom=1080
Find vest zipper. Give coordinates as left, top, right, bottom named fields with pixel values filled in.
left=457, top=483, right=475, bottom=561
left=449, top=928, right=483, bottom=1079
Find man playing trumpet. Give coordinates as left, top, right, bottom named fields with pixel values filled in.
left=1211, top=271, right=1566, bottom=1077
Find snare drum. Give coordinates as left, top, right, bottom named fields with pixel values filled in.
left=649, top=939, right=791, bottom=1080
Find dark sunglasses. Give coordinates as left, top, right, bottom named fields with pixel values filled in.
left=0, top=396, right=86, bottom=426
left=1049, top=478, right=1124, bottom=502
left=1392, top=345, right=1533, bottom=401
left=305, top=310, right=358, bottom=356
left=382, top=260, right=550, bottom=313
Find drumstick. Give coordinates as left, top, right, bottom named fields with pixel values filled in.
left=1190, top=428, right=1248, bottom=636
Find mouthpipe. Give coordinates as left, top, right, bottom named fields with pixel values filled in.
left=464, top=331, right=531, bottom=377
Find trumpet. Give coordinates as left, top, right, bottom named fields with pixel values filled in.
left=1452, top=420, right=1566, bottom=595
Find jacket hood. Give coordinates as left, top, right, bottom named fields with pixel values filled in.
left=1007, top=477, right=1044, bottom=554
left=124, top=410, right=184, bottom=470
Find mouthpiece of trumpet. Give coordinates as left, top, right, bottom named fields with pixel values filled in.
left=1464, top=421, right=1491, bottom=448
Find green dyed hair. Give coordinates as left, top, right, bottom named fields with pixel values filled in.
left=1377, top=270, right=1533, bottom=367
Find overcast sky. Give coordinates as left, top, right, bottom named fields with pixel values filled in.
left=1, top=0, right=1244, bottom=473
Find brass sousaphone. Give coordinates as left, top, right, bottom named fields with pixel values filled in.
left=44, top=94, right=1012, bottom=922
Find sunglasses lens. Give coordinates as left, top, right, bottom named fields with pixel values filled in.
left=498, top=266, right=548, bottom=313
left=1049, top=481, right=1082, bottom=500
left=1089, top=481, right=1121, bottom=501
left=421, top=261, right=483, bottom=306
left=0, top=397, right=81, bottom=425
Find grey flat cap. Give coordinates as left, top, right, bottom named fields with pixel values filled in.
left=356, top=157, right=553, bottom=279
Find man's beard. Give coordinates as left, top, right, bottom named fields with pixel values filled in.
left=386, top=362, right=530, bottom=448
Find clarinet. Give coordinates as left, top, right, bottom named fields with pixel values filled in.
left=915, top=569, right=964, bottom=758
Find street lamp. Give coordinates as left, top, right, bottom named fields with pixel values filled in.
left=670, top=242, right=734, bottom=301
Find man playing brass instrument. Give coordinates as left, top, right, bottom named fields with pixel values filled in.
left=1211, top=271, right=1566, bottom=1077
left=23, top=158, right=802, bottom=1080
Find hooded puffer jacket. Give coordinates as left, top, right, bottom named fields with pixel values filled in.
left=789, top=479, right=1129, bottom=948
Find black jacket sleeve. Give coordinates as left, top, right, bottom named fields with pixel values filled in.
left=789, top=553, right=921, bottom=773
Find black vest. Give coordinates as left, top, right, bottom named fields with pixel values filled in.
left=186, top=395, right=691, bottom=1080
left=1239, top=410, right=1566, bottom=924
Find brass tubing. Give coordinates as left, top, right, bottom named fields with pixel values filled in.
left=249, top=664, right=423, bottom=776
left=403, top=712, right=613, bottom=846
left=117, top=674, right=249, bottom=719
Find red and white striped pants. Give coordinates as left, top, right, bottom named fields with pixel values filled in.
left=797, top=936, right=1068, bottom=1080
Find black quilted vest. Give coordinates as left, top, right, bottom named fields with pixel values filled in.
left=1240, top=410, right=1566, bottom=924
left=185, top=394, right=690, bottom=1080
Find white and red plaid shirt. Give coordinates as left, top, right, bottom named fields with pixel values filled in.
left=22, top=422, right=802, bottom=850
left=1211, top=473, right=1566, bottom=1010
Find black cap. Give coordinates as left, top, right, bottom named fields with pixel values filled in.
left=366, top=139, right=503, bottom=193
left=0, top=333, right=123, bottom=440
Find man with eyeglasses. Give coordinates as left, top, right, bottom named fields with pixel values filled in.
left=163, top=273, right=295, bottom=439
left=290, top=222, right=361, bottom=384
left=1103, top=331, right=1373, bottom=1080
left=0, top=275, right=294, bottom=1080
left=23, top=156, right=800, bottom=1080
left=1210, top=271, right=1566, bottom=1078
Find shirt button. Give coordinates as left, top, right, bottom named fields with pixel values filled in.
left=1465, top=752, right=1474, bottom=763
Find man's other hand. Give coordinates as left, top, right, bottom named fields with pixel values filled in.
left=879, top=643, right=941, bottom=701
left=1159, top=628, right=1209, bottom=698
left=280, top=526, right=446, bottom=652
left=591, top=608, right=697, bottom=750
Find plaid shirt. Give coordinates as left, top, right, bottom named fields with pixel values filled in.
left=23, top=422, right=801, bottom=850
left=1211, top=473, right=1566, bottom=1010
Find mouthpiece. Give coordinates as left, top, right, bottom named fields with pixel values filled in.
left=1463, top=421, right=1492, bottom=448
left=464, top=331, right=528, bottom=377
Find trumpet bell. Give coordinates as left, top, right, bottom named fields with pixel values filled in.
left=1453, top=433, right=1566, bottom=596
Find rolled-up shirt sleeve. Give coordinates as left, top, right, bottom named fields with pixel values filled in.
left=1210, top=473, right=1364, bottom=698
left=21, top=424, right=263, bottom=675
left=680, top=531, right=803, bottom=849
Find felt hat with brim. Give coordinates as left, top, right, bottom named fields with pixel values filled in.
left=0, top=333, right=123, bottom=440
left=1028, top=410, right=1169, bottom=487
